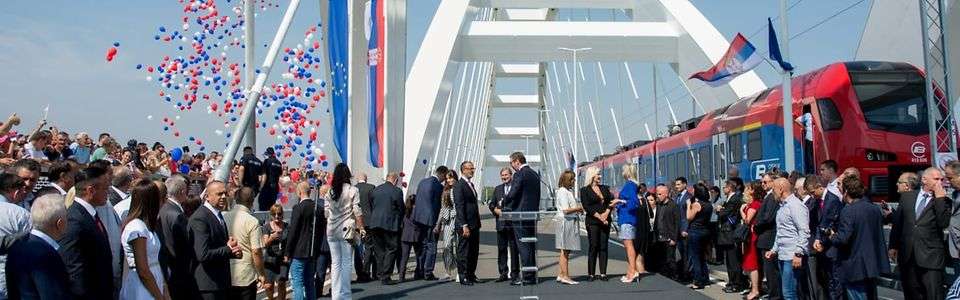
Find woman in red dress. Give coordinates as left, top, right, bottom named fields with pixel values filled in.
left=740, top=181, right=764, bottom=300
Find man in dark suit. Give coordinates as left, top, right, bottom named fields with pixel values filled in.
left=189, top=181, right=243, bottom=300
left=6, top=194, right=71, bottom=300
left=159, top=174, right=199, bottom=300
left=717, top=177, right=745, bottom=293
left=827, top=176, right=890, bottom=300
left=890, top=167, right=951, bottom=300
left=454, top=161, right=482, bottom=285
left=355, top=173, right=377, bottom=282
left=107, top=166, right=132, bottom=206
left=368, top=172, right=404, bottom=285
left=672, top=177, right=691, bottom=283
left=755, top=173, right=782, bottom=300
left=651, top=184, right=680, bottom=278
left=502, top=152, right=541, bottom=285
left=489, top=167, right=519, bottom=282
left=411, top=166, right=448, bottom=280
left=802, top=175, right=829, bottom=300
left=58, top=165, right=115, bottom=300
left=814, top=167, right=859, bottom=300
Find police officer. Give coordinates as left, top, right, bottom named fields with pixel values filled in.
left=258, top=147, right=283, bottom=211
left=239, top=146, right=263, bottom=195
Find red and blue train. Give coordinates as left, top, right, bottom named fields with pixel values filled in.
left=581, top=61, right=933, bottom=201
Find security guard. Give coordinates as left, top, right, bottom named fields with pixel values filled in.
left=258, top=147, right=284, bottom=211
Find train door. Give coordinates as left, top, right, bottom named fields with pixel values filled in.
left=799, top=105, right=815, bottom=174
left=712, top=133, right=727, bottom=184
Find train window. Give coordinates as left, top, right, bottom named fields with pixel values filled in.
left=700, top=147, right=712, bottom=183
left=688, top=150, right=697, bottom=182
left=729, top=134, right=743, bottom=163
left=817, top=99, right=843, bottom=131
left=714, top=145, right=720, bottom=179
left=719, top=143, right=726, bottom=175
left=669, top=153, right=677, bottom=180
left=747, top=130, right=763, bottom=161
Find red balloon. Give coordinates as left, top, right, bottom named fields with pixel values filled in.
left=106, top=47, right=118, bottom=62
left=173, top=131, right=180, bottom=137
left=319, top=154, right=326, bottom=161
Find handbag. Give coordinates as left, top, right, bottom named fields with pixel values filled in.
left=732, top=223, right=750, bottom=244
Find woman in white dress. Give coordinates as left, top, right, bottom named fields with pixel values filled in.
left=120, top=179, right=167, bottom=300
left=554, top=170, right=583, bottom=285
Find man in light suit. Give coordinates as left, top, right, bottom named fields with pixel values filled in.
left=158, top=174, right=199, bottom=300
left=890, top=167, right=951, bottom=300
left=489, top=167, right=519, bottom=282
left=411, top=166, right=448, bottom=280
left=5, top=194, right=70, bottom=300
left=368, top=173, right=404, bottom=285
left=503, top=152, right=541, bottom=285
left=189, top=181, right=243, bottom=300
left=454, top=161, right=482, bottom=285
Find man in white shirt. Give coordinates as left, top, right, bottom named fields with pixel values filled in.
left=0, top=174, right=33, bottom=300
left=22, top=130, right=51, bottom=162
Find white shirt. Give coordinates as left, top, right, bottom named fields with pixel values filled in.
left=114, top=197, right=131, bottom=220
left=30, top=229, right=59, bottom=251
left=73, top=197, right=98, bottom=218
left=49, top=182, right=67, bottom=195
left=110, top=186, right=128, bottom=201
left=167, top=198, right=184, bottom=213
left=826, top=178, right=842, bottom=199
left=204, top=202, right=224, bottom=226
left=22, top=142, right=47, bottom=161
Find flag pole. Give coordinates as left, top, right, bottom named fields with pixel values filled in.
left=780, top=0, right=795, bottom=173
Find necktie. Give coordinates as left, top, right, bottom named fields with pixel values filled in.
left=917, top=193, right=930, bottom=220
left=217, top=211, right=227, bottom=230
left=94, top=214, right=107, bottom=236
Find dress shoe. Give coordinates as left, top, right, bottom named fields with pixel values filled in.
left=460, top=280, right=474, bottom=286
left=412, top=274, right=424, bottom=280
left=510, top=279, right=524, bottom=286
left=381, top=278, right=397, bottom=285
left=398, top=276, right=406, bottom=282
left=423, top=274, right=439, bottom=281
left=495, top=275, right=509, bottom=282
left=586, top=275, right=596, bottom=282
left=599, top=274, right=609, bottom=281
left=723, top=285, right=742, bottom=293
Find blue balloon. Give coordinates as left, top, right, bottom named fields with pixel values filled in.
left=170, top=148, right=183, bottom=162
left=179, top=164, right=190, bottom=174
left=322, top=161, right=329, bottom=167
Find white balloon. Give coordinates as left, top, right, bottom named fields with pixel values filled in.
left=147, top=115, right=153, bottom=120
left=214, top=130, right=223, bottom=136
left=146, top=76, right=153, bottom=81
left=175, top=115, right=181, bottom=120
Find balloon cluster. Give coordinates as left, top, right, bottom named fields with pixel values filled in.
left=133, top=0, right=332, bottom=171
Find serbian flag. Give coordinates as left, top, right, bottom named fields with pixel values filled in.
left=689, top=33, right=762, bottom=87
left=366, top=0, right=385, bottom=168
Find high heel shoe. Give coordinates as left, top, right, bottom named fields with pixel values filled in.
left=619, top=274, right=638, bottom=283
left=555, top=277, right=562, bottom=282
left=744, top=292, right=760, bottom=300
left=559, top=277, right=580, bottom=285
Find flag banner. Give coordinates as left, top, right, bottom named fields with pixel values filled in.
left=366, top=0, right=385, bottom=168
left=329, top=0, right=349, bottom=163
left=768, top=18, right=794, bottom=72
left=689, top=33, right=762, bottom=87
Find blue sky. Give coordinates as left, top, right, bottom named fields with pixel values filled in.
left=0, top=0, right=873, bottom=181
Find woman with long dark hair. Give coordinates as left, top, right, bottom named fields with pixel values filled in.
left=435, top=170, right=460, bottom=281
left=322, top=163, right=364, bottom=299
left=399, top=194, right=421, bottom=282
left=120, top=179, right=167, bottom=300
left=685, top=183, right=714, bottom=289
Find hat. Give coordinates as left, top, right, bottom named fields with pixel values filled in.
left=264, top=147, right=276, bottom=155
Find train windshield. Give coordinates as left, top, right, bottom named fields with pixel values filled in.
left=850, top=71, right=927, bottom=135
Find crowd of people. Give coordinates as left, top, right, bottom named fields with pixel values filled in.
left=544, top=158, right=959, bottom=300
left=1, top=109, right=959, bottom=300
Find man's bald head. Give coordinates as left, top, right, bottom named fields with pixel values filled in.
left=773, top=178, right=793, bottom=201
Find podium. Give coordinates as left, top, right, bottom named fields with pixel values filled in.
left=499, top=210, right=552, bottom=300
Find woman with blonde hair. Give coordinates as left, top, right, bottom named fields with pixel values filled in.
left=616, top=164, right=650, bottom=283
left=554, top=170, right=582, bottom=284
left=580, top=166, right=620, bottom=281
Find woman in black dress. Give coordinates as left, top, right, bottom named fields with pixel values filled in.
left=262, top=203, right=289, bottom=300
